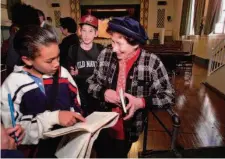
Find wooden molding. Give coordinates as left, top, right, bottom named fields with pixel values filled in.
left=203, top=82, right=225, bottom=100
left=193, top=55, right=209, bottom=68
left=1, top=4, right=7, bottom=8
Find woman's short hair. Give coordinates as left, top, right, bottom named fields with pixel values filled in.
left=14, top=25, right=57, bottom=59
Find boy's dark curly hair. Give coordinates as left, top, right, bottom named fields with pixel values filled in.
left=11, top=3, right=40, bottom=28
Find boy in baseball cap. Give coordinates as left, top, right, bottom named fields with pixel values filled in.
left=68, top=15, right=104, bottom=116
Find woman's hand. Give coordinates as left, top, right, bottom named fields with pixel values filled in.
left=6, top=124, right=25, bottom=145
left=123, top=93, right=145, bottom=120
left=104, top=89, right=121, bottom=106
left=70, top=66, right=78, bottom=76
left=59, top=111, right=85, bottom=127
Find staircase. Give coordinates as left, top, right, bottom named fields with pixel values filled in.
left=205, top=39, right=225, bottom=96
left=207, top=39, right=225, bottom=76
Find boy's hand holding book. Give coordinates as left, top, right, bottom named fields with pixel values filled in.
left=59, top=111, right=85, bottom=127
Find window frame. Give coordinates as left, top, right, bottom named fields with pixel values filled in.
left=214, top=1, right=225, bottom=34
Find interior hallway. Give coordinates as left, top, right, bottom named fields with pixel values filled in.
left=128, top=63, right=225, bottom=158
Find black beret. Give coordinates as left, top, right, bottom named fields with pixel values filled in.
left=108, top=17, right=148, bottom=44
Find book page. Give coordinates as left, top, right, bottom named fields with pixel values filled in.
left=44, top=112, right=119, bottom=138
left=84, top=115, right=119, bottom=158
left=44, top=127, right=87, bottom=138
left=81, top=112, right=119, bottom=133
left=78, top=135, right=91, bottom=158
left=55, top=132, right=91, bottom=158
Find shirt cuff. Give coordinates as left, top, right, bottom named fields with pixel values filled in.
left=141, top=98, right=146, bottom=108
left=49, top=110, right=60, bottom=125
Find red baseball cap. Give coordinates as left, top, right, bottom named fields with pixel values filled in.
left=79, top=15, right=98, bottom=29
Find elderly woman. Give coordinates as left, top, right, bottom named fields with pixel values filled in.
left=87, top=17, right=175, bottom=158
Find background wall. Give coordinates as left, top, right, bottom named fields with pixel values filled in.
left=22, top=0, right=49, bottom=16
left=148, top=0, right=176, bottom=39
left=182, top=0, right=225, bottom=60
left=80, top=0, right=140, bottom=5
left=1, top=0, right=181, bottom=40
left=2, top=0, right=224, bottom=60
left=79, top=0, right=181, bottom=40
left=1, top=0, right=11, bottom=26
left=60, top=0, right=70, bottom=17
left=51, top=0, right=182, bottom=41
left=173, top=0, right=183, bottom=40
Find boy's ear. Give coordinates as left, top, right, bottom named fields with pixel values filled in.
left=21, top=56, right=33, bottom=66
left=65, top=28, right=69, bottom=34
left=78, top=27, right=81, bottom=36
left=95, top=30, right=98, bottom=38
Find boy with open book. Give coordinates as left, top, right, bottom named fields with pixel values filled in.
left=0, top=25, right=85, bottom=157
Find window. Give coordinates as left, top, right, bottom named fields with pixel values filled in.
left=214, top=1, right=225, bottom=34
left=187, top=0, right=195, bottom=35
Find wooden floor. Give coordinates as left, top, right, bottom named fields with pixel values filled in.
left=128, top=63, right=225, bottom=158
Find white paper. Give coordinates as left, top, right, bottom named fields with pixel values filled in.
left=84, top=114, right=119, bottom=158
left=55, top=132, right=91, bottom=158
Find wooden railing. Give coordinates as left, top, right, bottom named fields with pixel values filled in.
left=208, top=39, right=225, bottom=76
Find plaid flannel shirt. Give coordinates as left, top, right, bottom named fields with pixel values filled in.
left=87, top=47, right=175, bottom=142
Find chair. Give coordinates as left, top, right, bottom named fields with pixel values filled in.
left=157, top=54, right=177, bottom=87
left=138, top=108, right=182, bottom=158
left=138, top=66, right=182, bottom=158
left=151, top=33, right=160, bottom=44
left=176, top=40, right=194, bottom=76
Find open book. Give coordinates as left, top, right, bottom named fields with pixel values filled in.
left=43, top=111, right=119, bottom=158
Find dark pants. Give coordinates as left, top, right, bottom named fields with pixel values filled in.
left=75, top=79, right=100, bottom=116
left=94, top=129, right=132, bottom=158
left=18, top=132, right=62, bottom=158
left=1, top=150, right=24, bottom=158
left=35, top=137, right=62, bottom=158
